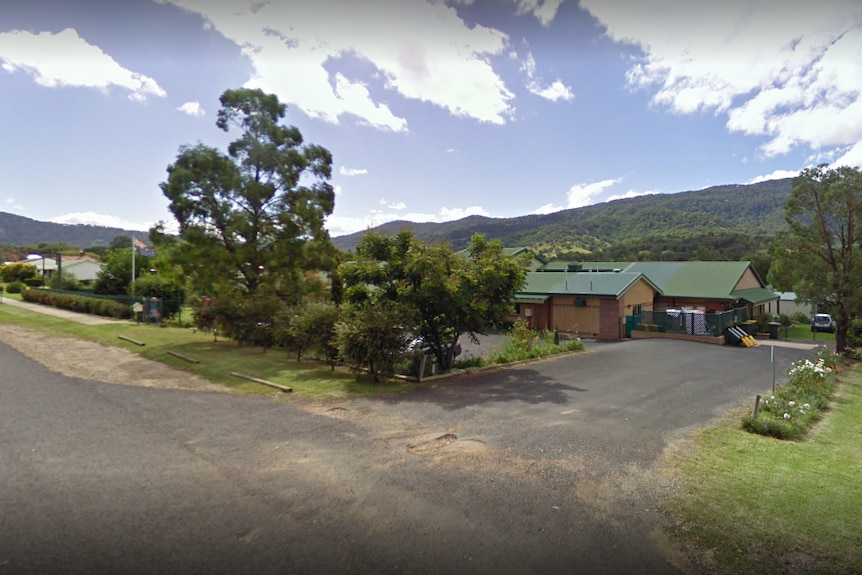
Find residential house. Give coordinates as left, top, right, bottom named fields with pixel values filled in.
left=767, top=292, right=815, bottom=319
left=510, top=260, right=777, bottom=341
left=26, top=254, right=102, bottom=283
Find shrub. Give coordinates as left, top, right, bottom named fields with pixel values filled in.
left=288, top=301, right=340, bottom=366
left=453, top=355, right=485, bottom=369
left=0, top=262, right=37, bottom=283
left=755, top=312, right=774, bottom=333
left=21, top=288, right=132, bottom=319
left=24, top=277, right=45, bottom=287
left=741, top=415, right=799, bottom=440
left=791, top=311, right=809, bottom=325
left=847, top=318, right=862, bottom=348
left=5, top=281, right=26, bottom=294
left=132, top=274, right=185, bottom=320
left=335, top=302, right=407, bottom=382
left=489, top=327, right=584, bottom=364
left=742, top=349, right=838, bottom=440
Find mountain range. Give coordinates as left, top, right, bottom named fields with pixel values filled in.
left=1, top=178, right=793, bottom=262
left=332, top=178, right=793, bottom=261
left=0, top=212, right=141, bottom=249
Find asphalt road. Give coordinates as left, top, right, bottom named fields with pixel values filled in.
left=0, top=338, right=816, bottom=574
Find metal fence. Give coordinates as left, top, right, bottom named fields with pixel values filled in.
left=635, top=308, right=748, bottom=337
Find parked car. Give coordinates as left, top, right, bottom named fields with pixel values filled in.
left=811, top=313, right=836, bottom=333
left=406, top=336, right=462, bottom=357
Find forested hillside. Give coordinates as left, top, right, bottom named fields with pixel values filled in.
left=0, top=212, right=137, bottom=248
left=2, top=178, right=792, bottom=263
left=333, top=178, right=792, bottom=261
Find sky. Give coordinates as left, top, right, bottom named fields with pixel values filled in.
left=1, top=0, right=860, bottom=237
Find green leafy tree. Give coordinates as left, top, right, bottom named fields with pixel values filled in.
left=0, top=262, right=37, bottom=283
left=132, top=274, right=185, bottom=320
left=340, top=231, right=528, bottom=371
left=93, top=248, right=153, bottom=295
left=768, top=165, right=862, bottom=351
left=334, top=301, right=408, bottom=382
left=159, top=88, right=334, bottom=303
left=289, top=301, right=341, bottom=366
left=57, top=270, right=80, bottom=291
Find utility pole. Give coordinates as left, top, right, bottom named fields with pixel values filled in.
left=131, top=235, right=136, bottom=296
left=55, top=253, right=62, bottom=289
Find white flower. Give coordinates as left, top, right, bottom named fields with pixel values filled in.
left=803, top=403, right=811, bottom=409
left=789, top=401, right=796, bottom=407
left=800, top=409, right=805, bottom=414
left=784, top=413, right=791, bottom=420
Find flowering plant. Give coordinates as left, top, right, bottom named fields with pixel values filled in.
left=743, top=351, right=839, bottom=439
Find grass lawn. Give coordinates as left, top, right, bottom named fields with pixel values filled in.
left=780, top=323, right=836, bottom=344
left=0, top=302, right=410, bottom=398
left=665, top=364, right=862, bottom=574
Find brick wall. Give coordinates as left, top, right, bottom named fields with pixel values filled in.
left=599, top=298, right=621, bottom=340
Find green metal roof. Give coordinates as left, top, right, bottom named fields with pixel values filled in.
left=518, top=271, right=656, bottom=298
left=731, top=287, right=779, bottom=305
left=623, top=261, right=753, bottom=300
left=537, top=261, right=628, bottom=272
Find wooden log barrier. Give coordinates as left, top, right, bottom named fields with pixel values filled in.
left=118, top=335, right=145, bottom=346
left=229, top=372, right=292, bottom=393
left=167, top=350, right=200, bottom=364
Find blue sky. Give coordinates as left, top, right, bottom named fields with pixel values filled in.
left=1, top=0, right=860, bottom=237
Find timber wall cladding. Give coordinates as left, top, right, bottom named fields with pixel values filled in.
left=551, top=299, right=600, bottom=336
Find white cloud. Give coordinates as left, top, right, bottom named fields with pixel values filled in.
left=566, top=178, right=621, bottom=208
left=340, top=166, right=368, bottom=176
left=177, top=100, right=205, bottom=116
left=161, top=0, right=514, bottom=128
left=521, top=51, right=574, bottom=101
left=48, top=211, right=153, bottom=232
left=606, top=189, right=659, bottom=202
left=581, top=0, right=862, bottom=159
left=747, top=169, right=800, bottom=184
left=446, top=147, right=457, bottom=153
left=515, top=0, right=565, bottom=27
left=0, top=28, right=166, bottom=102
left=378, top=198, right=406, bottom=210
left=334, top=184, right=343, bottom=196
left=530, top=79, right=574, bottom=102
left=438, top=206, right=490, bottom=220
left=532, top=177, right=622, bottom=213
left=4, top=197, right=24, bottom=211
left=832, top=142, right=862, bottom=169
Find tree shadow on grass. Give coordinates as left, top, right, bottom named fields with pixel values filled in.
left=382, top=367, right=588, bottom=411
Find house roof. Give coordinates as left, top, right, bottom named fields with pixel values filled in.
left=537, top=261, right=625, bottom=272
left=731, top=287, right=779, bottom=305
left=622, top=261, right=757, bottom=300
left=527, top=260, right=775, bottom=303
left=518, top=271, right=659, bottom=299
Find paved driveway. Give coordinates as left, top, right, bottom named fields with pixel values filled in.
left=0, top=338, right=816, bottom=574
left=0, top=298, right=127, bottom=325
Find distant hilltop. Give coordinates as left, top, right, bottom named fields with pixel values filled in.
left=0, top=212, right=143, bottom=248
left=331, top=178, right=793, bottom=258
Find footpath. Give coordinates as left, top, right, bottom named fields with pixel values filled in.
left=0, top=297, right=128, bottom=326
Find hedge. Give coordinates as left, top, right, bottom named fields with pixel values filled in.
left=22, top=289, right=132, bottom=320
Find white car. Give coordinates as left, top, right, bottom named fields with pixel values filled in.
left=810, top=314, right=836, bottom=333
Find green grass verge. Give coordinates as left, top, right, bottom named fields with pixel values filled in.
left=781, top=323, right=836, bottom=343
left=0, top=302, right=409, bottom=398
left=665, top=365, right=862, bottom=574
